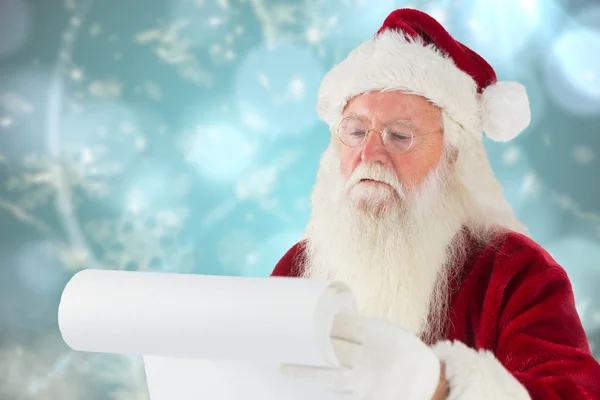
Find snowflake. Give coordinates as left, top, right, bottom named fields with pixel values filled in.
left=0, top=148, right=124, bottom=220
left=249, top=0, right=307, bottom=47
left=134, top=80, right=163, bottom=101
left=572, top=145, right=595, bottom=165
left=553, top=192, right=600, bottom=223
left=519, top=171, right=542, bottom=200
left=85, top=208, right=195, bottom=273
left=0, top=335, right=91, bottom=399
left=88, top=78, right=123, bottom=99
left=234, top=165, right=279, bottom=200
left=2, top=156, right=58, bottom=213
left=0, top=91, right=35, bottom=116
left=134, top=21, right=214, bottom=87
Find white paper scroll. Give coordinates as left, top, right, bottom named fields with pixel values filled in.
left=58, top=269, right=358, bottom=400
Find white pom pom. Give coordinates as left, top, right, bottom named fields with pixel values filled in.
left=481, top=81, right=531, bottom=142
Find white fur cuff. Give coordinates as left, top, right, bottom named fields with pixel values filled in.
left=431, top=340, right=531, bottom=400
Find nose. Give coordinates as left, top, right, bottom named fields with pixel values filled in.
left=361, top=129, right=390, bottom=166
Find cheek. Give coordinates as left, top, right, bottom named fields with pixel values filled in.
left=393, top=144, right=444, bottom=185
left=339, top=148, right=359, bottom=180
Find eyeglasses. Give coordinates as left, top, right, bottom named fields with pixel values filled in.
left=336, top=115, right=442, bottom=154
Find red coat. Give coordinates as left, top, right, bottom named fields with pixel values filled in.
left=270, top=230, right=600, bottom=399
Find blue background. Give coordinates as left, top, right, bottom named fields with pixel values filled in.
left=0, top=0, right=599, bottom=398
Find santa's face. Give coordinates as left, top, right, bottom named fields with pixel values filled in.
left=336, top=90, right=445, bottom=213
left=303, top=92, right=469, bottom=343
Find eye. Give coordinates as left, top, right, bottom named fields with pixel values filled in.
left=387, top=132, right=411, bottom=141
left=348, top=129, right=366, bottom=137
left=385, top=122, right=412, bottom=141
left=339, top=117, right=366, bottom=136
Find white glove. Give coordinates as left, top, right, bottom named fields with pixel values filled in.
left=281, top=313, right=441, bottom=400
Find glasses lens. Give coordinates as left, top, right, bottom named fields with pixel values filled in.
left=338, top=117, right=366, bottom=147
left=384, top=121, right=413, bottom=153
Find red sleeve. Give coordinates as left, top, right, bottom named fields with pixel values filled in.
left=487, top=233, right=600, bottom=398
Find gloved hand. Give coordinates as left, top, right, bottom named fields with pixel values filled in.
left=281, top=313, right=441, bottom=399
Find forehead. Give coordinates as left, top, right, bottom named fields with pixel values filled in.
left=343, top=90, right=438, bottom=122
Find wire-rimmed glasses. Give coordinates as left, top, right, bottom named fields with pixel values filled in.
left=336, top=115, right=441, bottom=154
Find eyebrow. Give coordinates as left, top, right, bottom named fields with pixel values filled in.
left=345, top=111, right=415, bottom=125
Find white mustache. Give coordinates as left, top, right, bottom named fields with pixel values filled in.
left=347, top=163, right=404, bottom=195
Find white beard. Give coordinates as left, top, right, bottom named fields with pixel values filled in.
left=302, top=145, right=470, bottom=344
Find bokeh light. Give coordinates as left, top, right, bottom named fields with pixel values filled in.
left=544, top=7, right=600, bottom=116
left=0, top=0, right=33, bottom=58
left=183, top=123, right=258, bottom=183
left=449, top=0, right=557, bottom=67
left=13, top=241, right=67, bottom=294
left=59, top=100, right=145, bottom=168
left=0, top=67, right=52, bottom=160
left=121, top=164, right=178, bottom=214
left=233, top=43, right=325, bottom=136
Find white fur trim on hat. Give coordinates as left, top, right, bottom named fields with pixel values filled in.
left=432, top=340, right=531, bottom=399
left=316, top=29, right=531, bottom=142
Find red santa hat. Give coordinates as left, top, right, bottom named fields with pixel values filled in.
left=316, top=8, right=531, bottom=142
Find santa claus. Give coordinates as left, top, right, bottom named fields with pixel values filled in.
left=270, top=8, right=600, bottom=400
